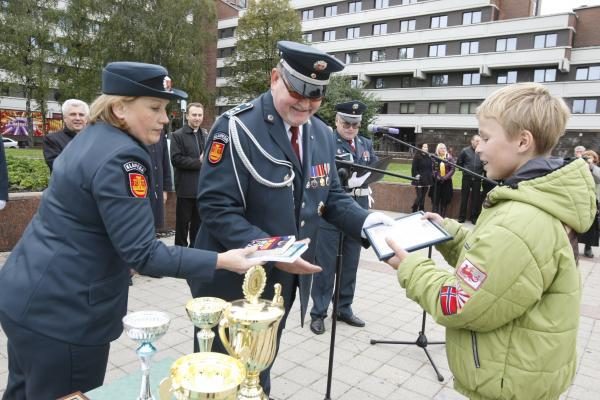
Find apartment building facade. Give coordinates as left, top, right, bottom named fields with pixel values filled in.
left=216, top=0, right=600, bottom=156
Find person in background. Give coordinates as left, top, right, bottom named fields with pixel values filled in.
left=430, top=143, right=455, bottom=217
left=578, top=149, right=600, bottom=258
left=170, top=102, right=207, bottom=247
left=0, top=143, right=8, bottom=212
left=0, top=62, right=259, bottom=400
left=190, top=41, right=393, bottom=395
left=310, top=100, right=377, bottom=335
left=411, top=143, right=433, bottom=212
left=148, top=128, right=173, bottom=233
left=385, top=82, right=594, bottom=400
left=574, top=145, right=586, bottom=159
left=457, top=135, right=483, bottom=223
left=43, top=98, right=89, bottom=172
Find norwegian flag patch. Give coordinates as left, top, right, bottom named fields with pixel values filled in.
left=456, top=258, right=487, bottom=290
left=440, top=285, right=471, bottom=316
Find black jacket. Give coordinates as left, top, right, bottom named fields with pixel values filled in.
left=147, top=132, right=173, bottom=228
left=411, top=152, right=434, bottom=186
left=0, top=144, right=7, bottom=201
left=457, top=145, right=483, bottom=179
left=42, top=127, right=77, bottom=172
left=170, top=125, right=207, bottom=198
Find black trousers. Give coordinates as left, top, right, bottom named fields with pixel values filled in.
left=1, top=316, right=110, bottom=400
left=175, top=197, right=201, bottom=247
left=412, top=186, right=430, bottom=212
left=459, top=176, right=482, bottom=221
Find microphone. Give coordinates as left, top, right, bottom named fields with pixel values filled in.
left=367, top=124, right=399, bottom=135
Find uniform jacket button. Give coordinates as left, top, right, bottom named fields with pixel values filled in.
left=300, top=220, right=305, bottom=227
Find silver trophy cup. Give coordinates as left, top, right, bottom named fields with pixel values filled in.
left=123, top=310, right=170, bottom=400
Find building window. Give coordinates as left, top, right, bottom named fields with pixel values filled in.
left=497, top=71, right=518, bottom=84
left=401, top=0, right=417, bottom=4
left=430, top=15, right=448, bottom=29
left=371, top=50, right=386, bottom=62
left=324, top=30, right=336, bottom=41
left=350, top=78, right=359, bottom=88
left=345, top=52, right=359, bottom=64
left=460, top=102, right=479, bottom=114
left=429, top=103, right=446, bottom=114
left=572, top=99, right=597, bottom=114
left=349, top=1, right=362, bottom=13
left=375, top=78, right=385, bottom=89
left=463, top=11, right=482, bottom=25
left=496, top=37, right=517, bottom=52
left=375, top=0, right=389, bottom=9
left=534, top=33, right=557, bottom=49
left=303, top=33, right=313, bottom=43
left=429, top=44, right=446, bottom=57
left=347, top=27, right=360, bottom=39
left=399, top=47, right=414, bottom=59
left=400, top=19, right=416, bottom=32
left=575, top=66, right=600, bottom=81
left=373, top=23, right=387, bottom=35
left=400, top=76, right=414, bottom=87
left=431, top=74, right=449, bottom=86
left=302, top=9, right=314, bottom=21
left=325, top=5, right=337, bottom=16
left=400, top=103, right=415, bottom=114
left=463, top=72, right=480, bottom=85
left=461, top=41, right=479, bottom=55
left=533, top=68, right=556, bottom=83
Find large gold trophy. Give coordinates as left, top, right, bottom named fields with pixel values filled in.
left=219, top=266, right=285, bottom=400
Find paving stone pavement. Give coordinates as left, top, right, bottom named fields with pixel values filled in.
left=0, top=220, right=599, bottom=399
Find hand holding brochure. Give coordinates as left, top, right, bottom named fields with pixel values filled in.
left=246, top=236, right=309, bottom=263
left=364, top=211, right=452, bottom=261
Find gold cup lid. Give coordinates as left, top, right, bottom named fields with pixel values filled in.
left=170, top=352, right=246, bottom=395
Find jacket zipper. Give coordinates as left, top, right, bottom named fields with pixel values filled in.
left=471, top=331, right=481, bottom=368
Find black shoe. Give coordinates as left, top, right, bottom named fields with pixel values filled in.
left=128, top=277, right=133, bottom=286
left=139, top=273, right=163, bottom=278
left=336, top=313, right=365, bottom=327
left=584, top=248, right=594, bottom=258
left=457, top=218, right=466, bottom=223
left=310, top=318, right=325, bottom=335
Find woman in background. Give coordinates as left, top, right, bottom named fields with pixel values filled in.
left=579, top=149, right=600, bottom=257
left=411, top=143, right=433, bottom=212
left=430, top=142, right=455, bottom=217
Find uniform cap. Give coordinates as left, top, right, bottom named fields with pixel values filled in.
left=335, top=100, right=367, bottom=123
left=102, top=61, right=188, bottom=100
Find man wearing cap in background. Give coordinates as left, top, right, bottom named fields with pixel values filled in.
left=309, top=101, right=378, bottom=335
left=190, top=41, right=393, bottom=396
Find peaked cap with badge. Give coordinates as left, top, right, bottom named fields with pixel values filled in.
left=335, top=101, right=367, bottom=124
left=277, top=41, right=345, bottom=99
left=102, top=61, right=188, bottom=100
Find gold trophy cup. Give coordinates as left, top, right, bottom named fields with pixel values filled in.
left=186, top=297, right=229, bottom=352
left=218, top=266, right=285, bottom=400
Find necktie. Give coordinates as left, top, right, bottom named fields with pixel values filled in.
left=348, top=140, right=356, bottom=152
left=290, top=126, right=301, bottom=163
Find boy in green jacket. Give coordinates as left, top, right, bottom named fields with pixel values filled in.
left=385, top=83, right=596, bottom=400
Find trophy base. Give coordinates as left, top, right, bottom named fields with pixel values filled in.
left=237, top=386, right=268, bottom=400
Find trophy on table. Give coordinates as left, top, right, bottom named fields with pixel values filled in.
left=123, top=310, right=171, bottom=400
left=186, top=297, right=229, bottom=352
left=218, top=266, right=285, bottom=400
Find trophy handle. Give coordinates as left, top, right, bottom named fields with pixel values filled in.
left=218, top=318, right=237, bottom=358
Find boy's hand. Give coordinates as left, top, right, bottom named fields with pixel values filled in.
left=422, top=212, right=443, bottom=225
left=385, top=237, right=409, bottom=270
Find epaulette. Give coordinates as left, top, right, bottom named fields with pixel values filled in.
left=223, top=102, right=253, bottom=118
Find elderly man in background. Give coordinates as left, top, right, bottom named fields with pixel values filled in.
left=43, top=98, right=89, bottom=172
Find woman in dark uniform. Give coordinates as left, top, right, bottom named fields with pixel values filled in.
left=0, top=62, right=258, bottom=400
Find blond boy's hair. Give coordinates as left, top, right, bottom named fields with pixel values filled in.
left=476, top=83, right=570, bottom=154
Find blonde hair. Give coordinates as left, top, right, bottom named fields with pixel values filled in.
left=476, top=83, right=570, bottom=155
left=436, top=142, right=447, bottom=156
left=583, top=150, right=599, bottom=165
left=88, top=95, right=136, bottom=130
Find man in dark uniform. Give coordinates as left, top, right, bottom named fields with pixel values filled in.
left=191, top=41, right=393, bottom=396
left=457, top=134, right=483, bottom=223
left=0, top=142, right=7, bottom=212
left=170, top=102, right=207, bottom=247
left=310, top=101, right=378, bottom=335
left=42, top=98, right=89, bottom=172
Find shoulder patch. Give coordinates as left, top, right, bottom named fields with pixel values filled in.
left=123, top=160, right=148, bottom=198
left=208, top=132, right=229, bottom=165
left=440, top=284, right=471, bottom=315
left=456, top=258, right=487, bottom=290
left=224, top=102, right=253, bottom=118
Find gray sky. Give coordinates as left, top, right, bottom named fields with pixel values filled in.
left=541, top=0, right=600, bottom=14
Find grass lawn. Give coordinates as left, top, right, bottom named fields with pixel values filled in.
left=4, top=148, right=44, bottom=159
left=383, top=161, right=463, bottom=189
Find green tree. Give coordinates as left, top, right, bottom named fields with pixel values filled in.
left=318, top=75, right=381, bottom=138
left=96, top=0, right=215, bottom=107
left=0, top=0, right=60, bottom=142
left=225, top=0, right=303, bottom=101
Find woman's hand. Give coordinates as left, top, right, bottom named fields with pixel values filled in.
left=385, top=237, right=409, bottom=270
left=216, top=245, right=264, bottom=274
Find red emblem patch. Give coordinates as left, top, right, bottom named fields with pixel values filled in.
left=128, top=173, right=148, bottom=198
left=457, top=259, right=487, bottom=290
left=208, top=141, right=225, bottom=164
left=440, top=285, right=471, bottom=316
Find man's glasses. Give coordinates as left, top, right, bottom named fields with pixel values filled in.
left=280, top=73, right=324, bottom=101
left=340, top=121, right=360, bottom=130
